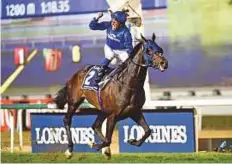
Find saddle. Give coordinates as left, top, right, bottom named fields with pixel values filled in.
left=81, top=65, right=117, bottom=91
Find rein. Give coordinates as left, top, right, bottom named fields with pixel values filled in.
left=108, top=45, right=159, bottom=91
left=113, top=59, right=147, bottom=91
left=129, top=58, right=147, bottom=67
left=129, top=53, right=159, bottom=70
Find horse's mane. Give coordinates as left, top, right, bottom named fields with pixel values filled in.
left=128, top=42, right=143, bottom=60
left=117, top=42, right=143, bottom=70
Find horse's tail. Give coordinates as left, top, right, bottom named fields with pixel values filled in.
left=54, top=85, right=68, bottom=109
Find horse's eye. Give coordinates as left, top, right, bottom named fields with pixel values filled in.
left=147, top=48, right=152, bottom=55
left=156, top=52, right=163, bottom=56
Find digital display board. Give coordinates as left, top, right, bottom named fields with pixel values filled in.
left=1, top=0, right=167, bottom=19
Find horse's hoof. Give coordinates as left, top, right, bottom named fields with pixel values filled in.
left=127, top=139, right=137, bottom=144
left=87, top=142, right=95, bottom=148
left=102, top=147, right=111, bottom=160
left=65, top=149, right=72, bottom=159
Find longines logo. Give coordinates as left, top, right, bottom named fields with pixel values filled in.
left=123, top=125, right=187, bottom=144
left=35, top=127, right=95, bottom=144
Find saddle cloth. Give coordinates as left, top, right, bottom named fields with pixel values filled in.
left=81, top=65, right=116, bottom=91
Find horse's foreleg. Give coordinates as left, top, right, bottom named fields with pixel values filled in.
left=128, top=111, right=151, bottom=147
left=92, top=112, right=107, bottom=142
left=91, top=114, right=116, bottom=151
left=91, top=113, right=112, bottom=159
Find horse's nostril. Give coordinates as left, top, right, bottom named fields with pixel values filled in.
left=160, top=61, right=164, bottom=65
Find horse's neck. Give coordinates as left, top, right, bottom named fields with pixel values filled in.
left=122, top=47, right=147, bottom=88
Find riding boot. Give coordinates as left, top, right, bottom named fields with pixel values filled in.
left=95, top=65, right=107, bottom=83
left=95, top=58, right=111, bottom=84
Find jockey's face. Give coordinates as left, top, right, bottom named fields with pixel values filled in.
left=111, top=19, right=120, bottom=30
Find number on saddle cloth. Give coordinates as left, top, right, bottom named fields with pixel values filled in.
left=81, top=65, right=114, bottom=91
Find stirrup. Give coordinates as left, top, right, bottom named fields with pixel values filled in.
left=95, top=65, right=107, bottom=83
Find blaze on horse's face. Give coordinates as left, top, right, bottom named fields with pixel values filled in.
left=141, top=33, right=168, bottom=72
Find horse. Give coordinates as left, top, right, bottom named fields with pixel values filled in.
left=54, top=33, right=168, bottom=159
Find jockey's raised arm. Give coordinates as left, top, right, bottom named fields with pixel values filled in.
left=89, top=15, right=111, bottom=31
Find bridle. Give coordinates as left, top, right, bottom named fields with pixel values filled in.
left=113, top=42, right=165, bottom=90
left=129, top=45, right=161, bottom=70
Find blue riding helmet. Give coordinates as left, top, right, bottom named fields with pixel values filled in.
left=111, top=11, right=127, bottom=24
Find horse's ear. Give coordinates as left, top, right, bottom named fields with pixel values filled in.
left=140, top=34, right=147, bottom=43
left=152, top=33, right=156, bottom=42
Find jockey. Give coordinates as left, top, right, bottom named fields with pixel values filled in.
left=89, top=11, right=133, bottom=83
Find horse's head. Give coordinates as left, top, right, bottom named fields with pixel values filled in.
left=140, top=33, right=168, bottom=72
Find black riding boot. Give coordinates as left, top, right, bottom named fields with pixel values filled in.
left=95, top=65, right=107, bottom=83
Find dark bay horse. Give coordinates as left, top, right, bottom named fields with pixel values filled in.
left=54, top=33, right=168, bottom=158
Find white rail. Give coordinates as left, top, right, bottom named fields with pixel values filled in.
left=143, top=99, right=232, bottom=109
left=4, top=98, right=232, bottom=153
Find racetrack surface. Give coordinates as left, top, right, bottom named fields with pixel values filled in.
left=2, top=152, right=232, bottom=163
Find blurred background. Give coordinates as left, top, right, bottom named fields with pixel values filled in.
left=1, top=0, right=232, bottom=152
left=2, top=0, right=232, bottom=94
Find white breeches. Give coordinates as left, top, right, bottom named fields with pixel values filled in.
left=104, top=44, right=129, bottom=65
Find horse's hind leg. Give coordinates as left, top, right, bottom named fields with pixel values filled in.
left=64, top=93, right=84, bottom=158
left=128, top=111, right=151, bottom=147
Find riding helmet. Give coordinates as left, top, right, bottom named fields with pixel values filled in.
left=111, top=11, right=127, bottom=24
